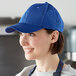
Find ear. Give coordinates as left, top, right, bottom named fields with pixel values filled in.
left=49, top=31, right=59, bottom=43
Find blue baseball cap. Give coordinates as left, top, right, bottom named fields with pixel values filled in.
left=5, top=2, right=64, bottom=33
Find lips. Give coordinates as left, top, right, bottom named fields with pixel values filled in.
left=23, top=48, right=34, bottom=54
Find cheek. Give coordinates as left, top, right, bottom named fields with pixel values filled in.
left=31, top=37, right=51, bottom=52
left=29, top=38, right=39, bottom=47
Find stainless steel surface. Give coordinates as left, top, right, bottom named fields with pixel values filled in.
left=66, top=52, right=76, bottom=61
left=66, top=27, right=76, bottom=61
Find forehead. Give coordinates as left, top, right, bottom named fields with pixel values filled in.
left=34, top=29, right=46, bottom=33
left=17, top=29, right=47, bottom=34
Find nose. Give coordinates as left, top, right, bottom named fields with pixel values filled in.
left=19, top=34, right=29, bottom=46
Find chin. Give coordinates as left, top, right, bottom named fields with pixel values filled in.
left=25, top=54, right=35, bottom=60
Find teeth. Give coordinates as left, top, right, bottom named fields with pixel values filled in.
left=24, top=48, right=33, bottom=53
left=26, top=49, right=31, bottom=52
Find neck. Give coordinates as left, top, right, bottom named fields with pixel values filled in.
left=35, top=53, right=60, bottom=72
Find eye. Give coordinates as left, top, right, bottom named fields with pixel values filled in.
left=18, top=32, right=23, bottom=36
left=29, top=33, right=35, bottom=37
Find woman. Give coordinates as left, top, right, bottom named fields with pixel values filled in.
left=5, top=2, right=76, bottom=76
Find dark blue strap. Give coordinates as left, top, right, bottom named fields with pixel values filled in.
left=28, top=66, right=36, bottom=76
left=53, top=59, right=64, bottom=76
left=28, top=59, right=64, bottom=76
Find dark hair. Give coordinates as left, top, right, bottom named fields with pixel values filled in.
left=45, top=29, right=64, bottom=54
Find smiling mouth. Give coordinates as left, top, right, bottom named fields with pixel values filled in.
left=23, top=48, right=34, bottom=54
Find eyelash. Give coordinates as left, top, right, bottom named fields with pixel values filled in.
left=19, top=32, right=22, bottom=36
left=19, top=33, right=35, bottom=37
left=29, top=33, right=35, bottom=37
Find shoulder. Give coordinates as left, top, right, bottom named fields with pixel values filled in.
left=15, top=64, right=35, bottom=76
left=62, top=64, right=76, bottom=76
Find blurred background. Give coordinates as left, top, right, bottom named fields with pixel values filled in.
left=0, top=0, right=76, bottom=76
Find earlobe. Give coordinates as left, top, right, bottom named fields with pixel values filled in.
left=50, top=31, right=59, bottom=43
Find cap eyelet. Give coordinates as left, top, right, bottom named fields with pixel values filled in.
left=37, top=7, right=39, bottom=8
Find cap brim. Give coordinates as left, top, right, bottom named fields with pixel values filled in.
left=5, top=23, right=43, bottom=33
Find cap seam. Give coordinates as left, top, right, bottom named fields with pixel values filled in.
left=40, top=2, right=49, bottom=26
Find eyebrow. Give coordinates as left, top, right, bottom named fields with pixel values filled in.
left=16, top=31, right=38, bottom=35
left=16, top=31, right=22, bottom=34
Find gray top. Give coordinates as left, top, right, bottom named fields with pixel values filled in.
left=16, top=64, right=76, bottom=76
